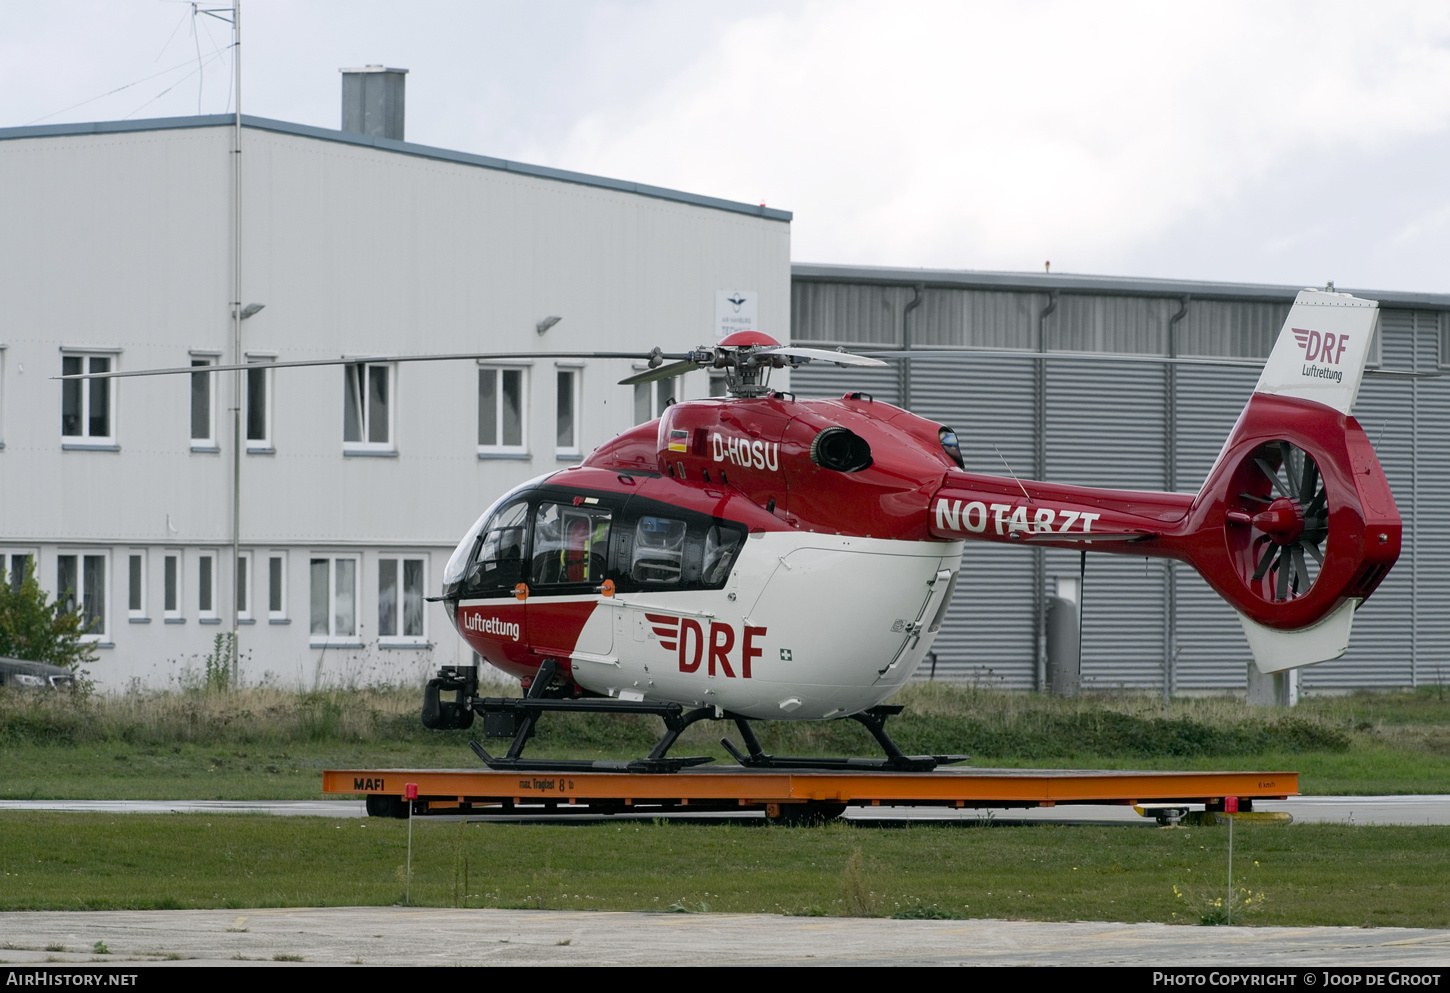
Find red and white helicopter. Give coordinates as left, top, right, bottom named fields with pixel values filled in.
left=66, top=287, right=1402, bottom=772
left=427, top=287, right=1400, bottom=771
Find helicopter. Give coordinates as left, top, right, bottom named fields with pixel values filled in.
left=60, top=287, right=1401, bottom=773
left=420, top=286, right=1400, bottom=771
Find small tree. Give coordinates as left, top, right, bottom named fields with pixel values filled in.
left=0, top=559, right=98, bottom=670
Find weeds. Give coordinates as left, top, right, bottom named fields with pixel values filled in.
left=841, top=847, right=877, bottom=917
left=1173, top=883, right=1267, bottom=925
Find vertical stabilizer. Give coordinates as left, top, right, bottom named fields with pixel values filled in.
left=1253, top=288, right=1379, bottom=415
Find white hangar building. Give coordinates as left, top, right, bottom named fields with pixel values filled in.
left=0, top=82, right=789, bottom=690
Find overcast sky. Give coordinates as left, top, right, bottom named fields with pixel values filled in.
left=4, top=1, right=1450, bottom=292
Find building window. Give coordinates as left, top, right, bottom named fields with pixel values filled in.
left=6, top=552, right=34, bottom=593
left=61, top=353, right=116, bottom=445
left=267, top=552, right=288, bottom=622
left=478, top=365, right=526, bottom=455
left=128, top=551, right=148, bottom=621
left=709, top=371, right=728, bottom=398
left=198, top=551, right=218, bottom=622
left=378, top=555, right=426, bottom=642
left=163, top=550, right=182, bottom=621
left=344, top=362, right=393, bottom=452
left=246, top=356, right=273, bottom=451
left=634, top=376, right=679, bottom=424
left=556, top=367, right=580, bottom=457
left=236, top=551, right=252, bottom=622
left=190, top=355, right=217, bottom=449
left=57, top=551, right=107, bottom=640
left=310, top=555, right=359, bottom=643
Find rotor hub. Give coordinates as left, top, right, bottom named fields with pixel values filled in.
left=1253, top=497, right=1305, bottom=546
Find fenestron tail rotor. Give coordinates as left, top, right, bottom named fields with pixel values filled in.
left=1229, top=440, right=1328, bottom=603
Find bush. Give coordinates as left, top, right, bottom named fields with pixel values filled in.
left=0, top=560, right=97, bottom=671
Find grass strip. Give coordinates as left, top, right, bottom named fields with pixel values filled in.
left=2, top=812, right=1448, bottom=928
left=4, top=683, right=1449, bottom=799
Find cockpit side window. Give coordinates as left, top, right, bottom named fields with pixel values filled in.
left=530, top=502, right=612, bottom=586
left=460, top=500, right=529, bottom=597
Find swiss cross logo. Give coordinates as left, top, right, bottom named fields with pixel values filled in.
left=646, top=613, right=766, bottom=678
left=1292, top=328, right=1350, bottom=366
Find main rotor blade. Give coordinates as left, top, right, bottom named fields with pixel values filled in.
left=858, top=349, right=1266, bottom=369
left=858, top=348, right=1440, bottom=380
left=55, top=350, right=692, bottom=381
left=758, top=346, right=889, bottom=368
left=618, top=359, right=701, bottom=386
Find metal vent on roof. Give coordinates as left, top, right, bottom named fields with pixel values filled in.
left=340, top=65, right=408, bottom=141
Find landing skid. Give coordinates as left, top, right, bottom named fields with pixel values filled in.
left=433, top=659, right=967, bottom=774
left=720, top=706, right=968, bottom=773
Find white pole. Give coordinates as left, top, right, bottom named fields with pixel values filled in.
left=230, top=0, right=243, bottom=684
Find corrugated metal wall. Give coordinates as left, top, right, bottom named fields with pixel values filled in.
left=793, top=279, right=1449, bottom=692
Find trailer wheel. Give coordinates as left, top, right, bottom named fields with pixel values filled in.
left=365, top=794, right=411, bottom=819
left=769, top=802, right=847, bottom=826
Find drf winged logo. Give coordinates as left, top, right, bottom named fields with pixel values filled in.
left=1293, top=328, right=1350, bottom=365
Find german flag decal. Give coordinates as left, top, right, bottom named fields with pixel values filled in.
left=668, top=429, right=689, bottom=453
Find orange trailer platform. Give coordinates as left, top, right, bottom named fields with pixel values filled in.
left=323, top=766, right=1297, bottom=823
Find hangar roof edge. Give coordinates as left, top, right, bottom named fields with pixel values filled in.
left=792, top=262, right=1450, bottom=311
left=0, top=113, right=793, bottom=224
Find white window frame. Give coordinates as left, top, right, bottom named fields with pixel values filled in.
left=477, top=362, right=529, bottom=458
left=245, top=353, right=275, bottom=453
left=632, top=368, right=680, bottom=424
left=378, top=553, right=428, bottom=646
left=343, top=362, right=395, bottom=455
left=60, top=348, right=120, bottom=449
left=267, top=550, right=288, bottom=623
left=236, top=550, right=253, bottom=623
left=189, top=350, right=220, bottom=451
left=56, top=549, right=109, bottom=643
left=127, top=549, right=149, bottom=622
left=197, top=550, right=219, bottom=623
left=310, top=554, right=361, bottom=646
left=163, top=549, right=183, bottom=622
left=555, top=363, right=582, bottom=459
left=3, top=549, right=37, bottom=594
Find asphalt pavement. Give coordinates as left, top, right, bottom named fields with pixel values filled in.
left=2, top=906, right=1449, bottom=966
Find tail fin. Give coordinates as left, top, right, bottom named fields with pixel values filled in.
left=1185, top=289, right=1400, bottom=673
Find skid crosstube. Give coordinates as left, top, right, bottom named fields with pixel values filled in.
left=324, top=766, right=1299, bottom=821
left=433, top=658, right=965, bottom=773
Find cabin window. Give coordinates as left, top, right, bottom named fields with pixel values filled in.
left=531, top=502, right=611, bottom=586
left=631, top=516, right=687, bottom=583
left=460, top=500, right=529, bottom=597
